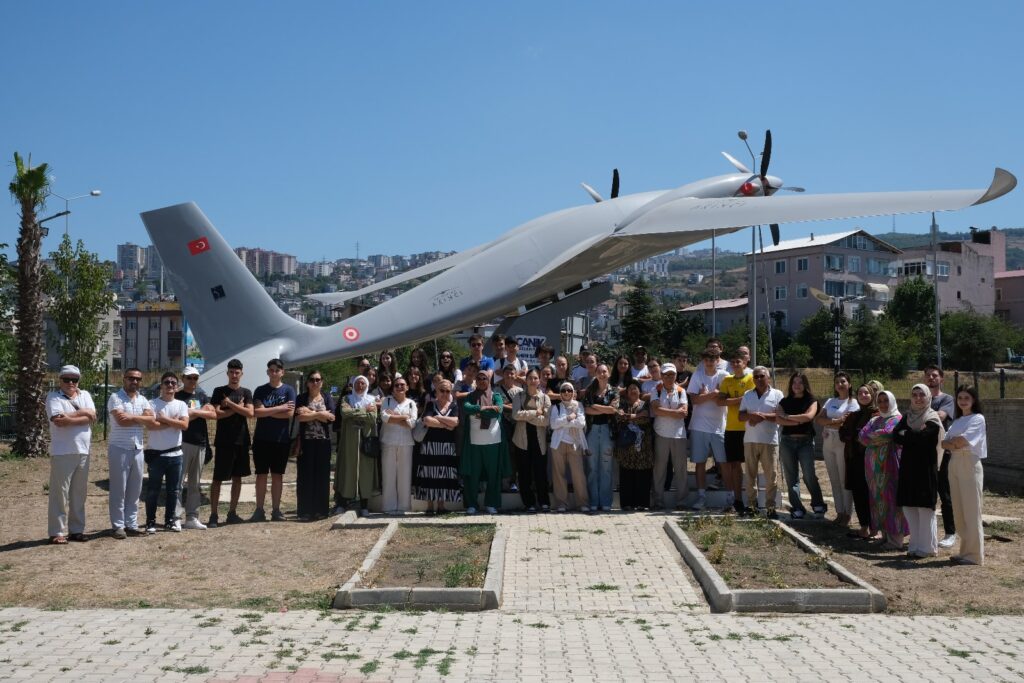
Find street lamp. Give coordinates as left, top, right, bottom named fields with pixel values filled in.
left=48, top=189, right=102, bottom=237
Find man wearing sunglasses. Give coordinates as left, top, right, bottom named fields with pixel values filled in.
left=45, top=364, right=97, bottom=544
left=174, top=366, right=216, bottom=529
left=107, top=367, right=156, bottom=539
left=144, top=372, right=190, bottom=533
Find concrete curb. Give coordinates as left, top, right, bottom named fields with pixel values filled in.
left=329, top=510, right=359, bottom=530
left=664, top=519, right=886, bottom=614
left=334, top=522, right=506, bottom=611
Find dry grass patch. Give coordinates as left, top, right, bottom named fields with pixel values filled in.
left=0, top=443, right=378, bottom=610
left=680, top=515, right=849, bottom=590
left=360, top=524, right=494, bottom=589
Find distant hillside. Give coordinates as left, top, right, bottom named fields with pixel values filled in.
left=870, top=227, right=1024, bottom=270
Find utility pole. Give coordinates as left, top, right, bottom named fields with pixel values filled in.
left=931, top=212, right=942, bottom=367
left=749, top=227, right=757, bottom=364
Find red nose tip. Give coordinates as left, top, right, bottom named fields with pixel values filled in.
left=740, top=181, right=756, bottom=196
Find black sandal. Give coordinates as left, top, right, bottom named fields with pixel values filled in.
left=68, top=533, right=88, bottom=542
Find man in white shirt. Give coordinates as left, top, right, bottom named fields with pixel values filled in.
left=45, top=364, right=97, bottom=544
left=107, top=367, right=156, bottom=538
left=687, top=350, right=728, bottom=510
left=494, top=336, right=528, bottom=386
left=630, top=346, right=651, bottom=380
left=739, top=366, right=784, bottom=518
left=145, top=372, right=191, bottom=533
left=650, top=363, right=688, bottom=510
left=570, top=346, right=593, bottom=385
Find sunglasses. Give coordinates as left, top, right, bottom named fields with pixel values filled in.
left=125, top=376, right=143, bottom=382
left=309, top=377, right=323, bottom=382
left=60, top=377, right=79, bottom=383
left=560, top=389, right=573, bottom=394
left=161, top=379, right=178, bottom=386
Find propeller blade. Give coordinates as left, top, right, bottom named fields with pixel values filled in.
left=781, top=186, right=805, bottom=193
left=611, top=168, right=620, bottom=199
left=580, top=182, right=604, bottom=203
left=721, top=151, right=751, bottom=174
left=770, top=223, right=781, bottom=246
left=760, top=129, right=772, bottom=179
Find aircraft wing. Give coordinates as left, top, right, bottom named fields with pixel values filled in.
left=617, top=168, right=1015, bottom=236
left=306, top=244, right=488, bottom=305
left=524, top=168, right=1015, bottom=286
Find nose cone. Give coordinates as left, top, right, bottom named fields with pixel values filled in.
left=765, top=175, right=784, bottom=195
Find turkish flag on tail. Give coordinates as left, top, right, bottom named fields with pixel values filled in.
left=188, top=236, right=211, bottom=255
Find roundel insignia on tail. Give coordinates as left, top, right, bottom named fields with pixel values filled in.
left=342, top=327, right=360, bottom=342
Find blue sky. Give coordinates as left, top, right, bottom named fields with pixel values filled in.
left=4, top=2, right=1023, bottom=263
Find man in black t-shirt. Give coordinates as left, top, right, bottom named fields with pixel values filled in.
left=174, top=367, right=217, bottom=529
left=208, top=359, right=254, bottom=528
left=250, top=358, right=297, bottom=522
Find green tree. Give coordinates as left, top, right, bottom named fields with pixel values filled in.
left=619, top=277, right=666, bottom=356
left=776, top=342, right=812, bottom=370
left=844, top=306, right=917, bottom=377
left=42, top=234, right=117, bottom=386
left=9, top=153, right=50, bottom=457
left=884, top=276, right=936, bottom=365
left=940, top=311, right=1021, bottom=371
left=795, top=307, right=845, bottom=367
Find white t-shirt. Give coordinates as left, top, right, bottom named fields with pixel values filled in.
left=631, top=365, right=651, bottom=380
left=148, top=397, right=189, bottom=454
left=946, top=413, right=987, bottom=460
left=46, top=390, right=95, bottom=455
left=108, top=390, right=152, bottom=449
left=821, top=397, right=859, bottom=430
left=686, top=366, right=728, bottom=435
left=651, top=385, right=688, bottom=440
left=739, top=387, right=784, bottom=445
left=641, top=378, right=661, bottom=396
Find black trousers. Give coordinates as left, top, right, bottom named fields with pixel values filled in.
left=847, top=455, right=871, bottom=530
left=620, top=468, right=653, bottom=509
left=515, top=444, right=550, bottom=508
left=297, top=439, right=332, bottom=517
left=938, top=450, right=956, bottom=535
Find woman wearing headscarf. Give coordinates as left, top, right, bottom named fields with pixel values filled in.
left=893, top=384, right=945, bottom=558
left=549, top=382, right=590, bottom=512
left=839, top=383, right=879, bottom=539
left=461, top=370, right=511, bottom=514
left=858, top=390, right=908, bottom=549
left=295, top=370, right=336, bottom=520
left=334, top=375, right=380, bottom=516
left=942, top=385, right=987, bottom=565
left=413, top=379, right=461, bottom=515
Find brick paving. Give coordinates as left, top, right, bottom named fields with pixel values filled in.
left=2, top=511, right=1022, bottom=681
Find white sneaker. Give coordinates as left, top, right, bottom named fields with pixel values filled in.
left=184, top=518, right=207, bottom=530
left=556, top=506, right=567, bottom=513
left=938, top=534, right=958, bottom=549
left=692, top=494, right=706, bottom=511
left=579, top=505, right=590, bottom=513
left=145, top=524, right=157, bottom=535
left=169, top=519, right=182, bottom=532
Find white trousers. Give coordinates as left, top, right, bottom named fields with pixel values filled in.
left=948, top=452, right=984, bottom=564
left=380, top=443, right=413, bottom=512
left=48, top=453, right=90, bottom=537
left=903, top=506, right=937, bottom=556
left=108, top=445, right=144, bottom=530
left=652, top=435, right=688, bottom=508
left=822, top=429, right=852, bottom=517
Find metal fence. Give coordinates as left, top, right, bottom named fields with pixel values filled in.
left=795, top=368, right=1024, bottom=401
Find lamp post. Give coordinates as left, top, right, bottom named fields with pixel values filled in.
left=48, top=189, right=102, bottom=237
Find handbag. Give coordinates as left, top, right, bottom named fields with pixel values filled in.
left=412, top=419, right=428, bottom=443
left=361, top=433, right=381, bottom=458
left=615, top=422, right=638, bottom=449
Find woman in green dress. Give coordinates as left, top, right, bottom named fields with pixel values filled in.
left=334, top=376, right=381, bottom=516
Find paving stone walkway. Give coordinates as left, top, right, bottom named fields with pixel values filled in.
left=2, top=511, right=1023, bottom=682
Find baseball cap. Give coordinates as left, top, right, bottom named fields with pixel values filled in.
left=661, top=363, right=677, bottom=374
left=182, top=366, right=200, bottom=377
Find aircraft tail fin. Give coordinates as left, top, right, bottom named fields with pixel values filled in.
left=139, top=203, right=300, bottom=366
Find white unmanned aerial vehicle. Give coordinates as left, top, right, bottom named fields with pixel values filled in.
left=141, top=131, right=1016, bottom=391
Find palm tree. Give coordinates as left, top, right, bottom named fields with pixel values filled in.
left=9, top=152, right=50, bottom=457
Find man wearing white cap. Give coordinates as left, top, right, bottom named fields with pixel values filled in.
left=45, top=365, right=97, bottom=544
left=175, top=366, right=216, bottom=529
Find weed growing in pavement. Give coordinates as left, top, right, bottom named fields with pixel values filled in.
left=102, top=639, right=121, bottom=645
left=528, top=622, right=550, bottom=628
left=560, top=553, right=583, bottom=558
left=9, top=621, right=28, bottom=632
left=562, top=535, right=581, bottom=540
left=366, top=615, right=385, bottom=631
left=436, top=653, right=455, bottom=675
left=947, top=648, right=972, bottom=658
left=360, top=660, right=380, bottom=674
left=144, top=627, right=155, bottom=636
left=591, top=529, right=605, bottom=535
left=531, top=528, right=551, bottom=534
left=231, top=625, right=249, bottom=635
left=240, top=612, right=264, bottom=622
left=197, top=617, right=222, bottom=628
left=624, top=558, right=637, bottom=565
left=465, top=646, right=478, bottom=656
left=160, top=665, right=210, bottom=675
left=586, top=583, right=619, bottom=591
left=401, top=627, right=418, bottom=634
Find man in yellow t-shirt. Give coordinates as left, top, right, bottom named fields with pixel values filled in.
left=717, top=349, right=754, bottom=514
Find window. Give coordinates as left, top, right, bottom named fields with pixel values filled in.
left=957, top=290, right=961, bottom=300
left=825, top=281, right=845, bottom=297
left=937, top=262, right=950, bottom=277
left=149, top=319, right=160, bottom=330
left=845, top=281, right=864, bottom=297
left=997, top=288, right=1003, bottom=301
left=824, top=254, right=844, bottom=271
left=868, top=258, right=887, bottom=274
left=796, top=283, right=808, bottom=299
left=773, top=311, right=788, bottom=329
left=775, top=286, right=787, bottom=300
left=127, top=319, right=136, bottom=331
left=797, top=257, right=809, bottom=271
left=125, top=337, right=135, bottom=349
left=847, top=256, right=860, bottom=273
left=775, top=260, right=786, bottom=274
left=957, top=265, right=962, bottom=276
left=898, top=260, right=928, bottom=276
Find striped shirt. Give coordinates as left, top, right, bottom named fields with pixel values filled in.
left=108, top=389, right=151, bottom=449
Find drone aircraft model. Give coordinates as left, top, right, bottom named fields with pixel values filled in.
left=141, top=132, right=1017, bottom=391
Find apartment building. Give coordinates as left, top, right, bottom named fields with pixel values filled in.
left=121, top=301, right=185, bottom=371
left=746, top=229, right=900, bottom=332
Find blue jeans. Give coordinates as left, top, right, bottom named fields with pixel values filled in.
left=586, top=424, right=614, bottom=509
left=779, top=435, right=825, bottom=513
left=146, top=455, right=183, bottom=526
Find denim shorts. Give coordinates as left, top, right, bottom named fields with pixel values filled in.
left=689, top=430, right=726, bottom=464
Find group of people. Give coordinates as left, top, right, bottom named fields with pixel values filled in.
left=43, top=334, right=989, bottom=565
